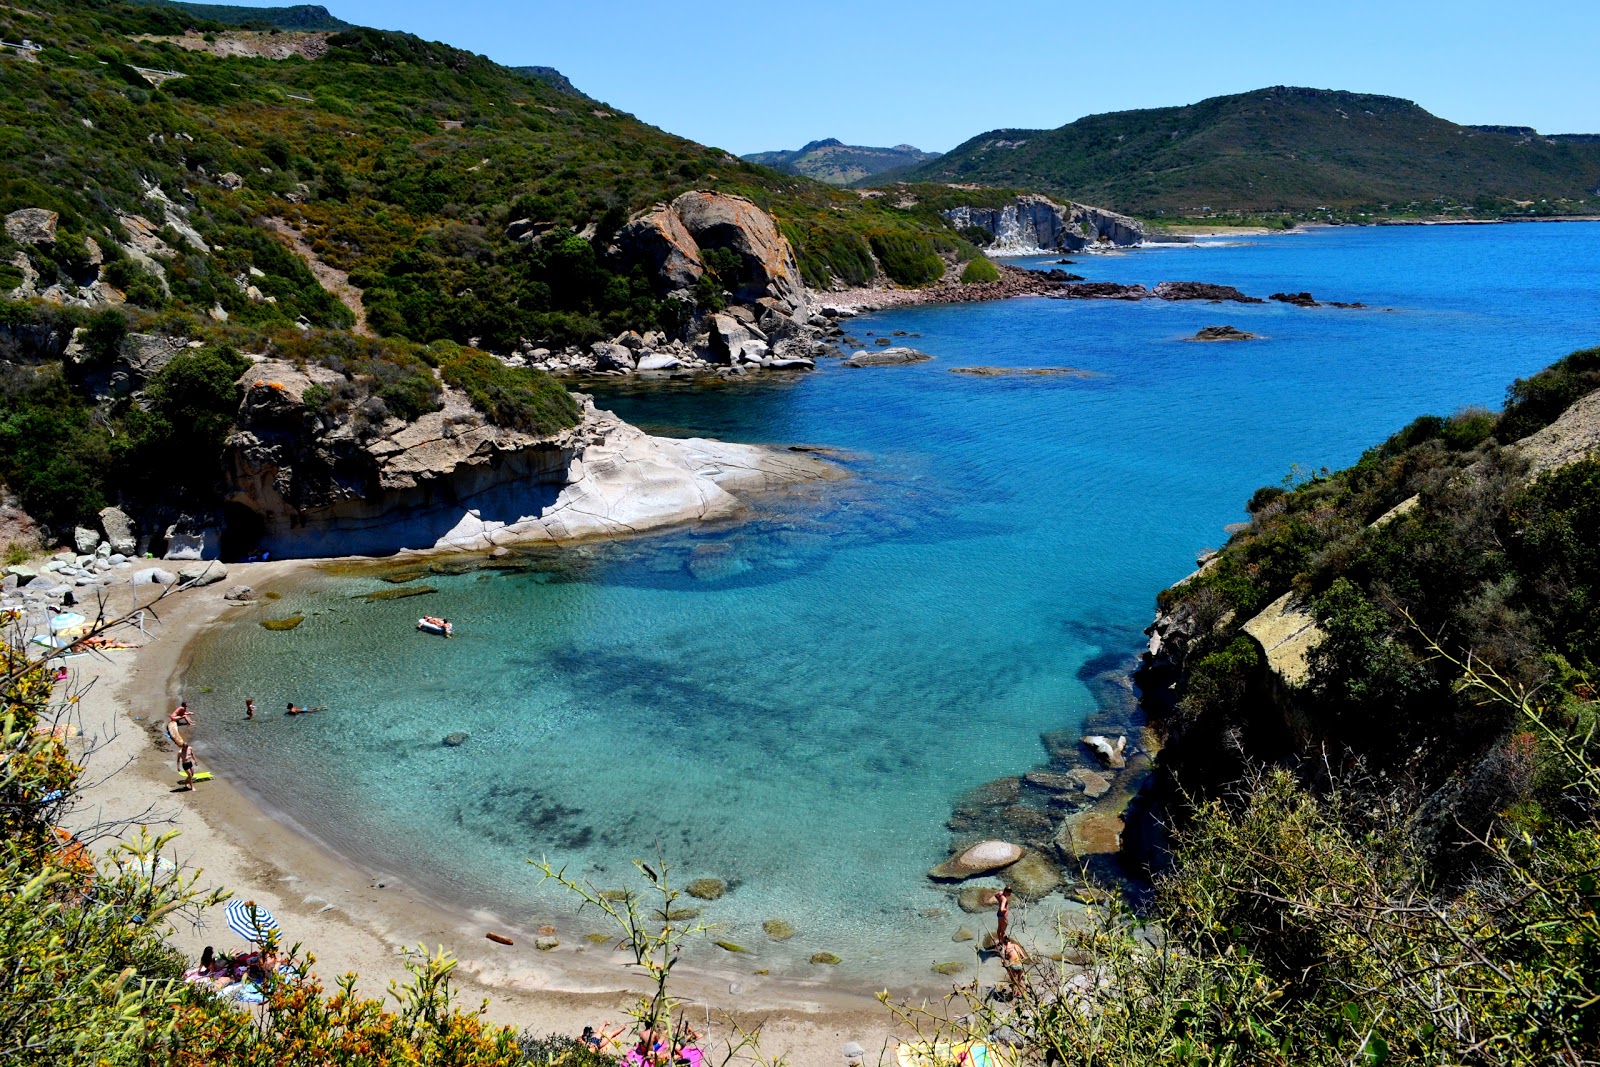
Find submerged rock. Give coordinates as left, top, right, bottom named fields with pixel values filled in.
left=1057, top=811, right=1126, bottom=857
left=956, top=885, right=1003, bottom=913
left=686, top=878, right=726, bottom=900
left=442, top=732, right=469, bottom=746
left=928, top=839, right=1024, bottom=881
left=998, top=850, right=1064, bottom=900
left=761, top=919, right=795, bottom=941
left=843, top=347, right=932, bottom=368
left=810, top=951, right=841, bottom=965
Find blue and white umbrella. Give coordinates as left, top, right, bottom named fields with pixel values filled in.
left=225, top=898, right=281, bottom=943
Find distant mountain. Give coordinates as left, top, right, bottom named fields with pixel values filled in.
left=509, top=66, right=594, bottom=103
left=128, top=1, right=349, bottom=29
left=887, top=87, right=1600, bottom=216
left=743, top=138, right=941, bottom=185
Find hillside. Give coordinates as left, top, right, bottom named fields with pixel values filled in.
left=743, top=138, right=941, bottom=185
left=509, top=65, right=593, bottom=102
left=885, top=86, right=1600, bottom=218
left=128, top=1, right=350, bottom=30
left=0, top=1, right=987, bottom=348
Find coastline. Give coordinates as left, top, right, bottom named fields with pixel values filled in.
left=66, top=563, right=924, bottom=1066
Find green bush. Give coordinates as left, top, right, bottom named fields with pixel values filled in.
left=1497, top=346, right=1600, bottom=442
left=868, top=232, right=946, bottom=286
left=959, top=256, right=1000, bottom=284
left=439, top=349, right=580, bottom=435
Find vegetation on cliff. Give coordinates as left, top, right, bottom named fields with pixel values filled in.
left=886, top=86, right=1600, bottom=220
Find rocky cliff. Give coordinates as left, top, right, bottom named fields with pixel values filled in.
left=617, top=191, right=809, bottom=318
left=942, top=195, right=1145, bottom=253
left=223, top=359, right=838, bottom=559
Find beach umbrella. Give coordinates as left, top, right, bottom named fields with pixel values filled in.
left=225, top=899, right=281, bottom=943
left=29, top=634, right=71, bottom=650
left=50, top=612, right=87, bottom=632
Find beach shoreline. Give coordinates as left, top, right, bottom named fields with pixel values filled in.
left=60, top=561, right=922, bottom=1065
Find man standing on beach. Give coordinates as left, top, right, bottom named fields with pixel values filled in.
left=245, top=698, right=255, bottom=720
left=177, top=742, right=197, bottom=791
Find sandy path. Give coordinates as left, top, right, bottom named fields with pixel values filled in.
left=263, top=217, right=372, bottom=336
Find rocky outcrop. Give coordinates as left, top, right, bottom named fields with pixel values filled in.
left=1188, top=325, right=1259, bottom=341
left=1151, top=281, right=1263, bottom=303
left=5, top=208, right=58, bottom=245
left=842, top=346, right=931, bottom=367
left=942, top=195, right=1144, bottom=253
left=617, top=191, right=807, bottom=317
left=1240, top=593, right=1323, bottom=687
left=222, top=360, right=840, bottom=558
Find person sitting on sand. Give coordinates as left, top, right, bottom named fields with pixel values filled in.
left=176, top=742, right=197, bottom=790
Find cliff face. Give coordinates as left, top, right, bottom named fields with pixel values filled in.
left=942, top=195, right=1145, bottom=253
left=222, top=360, right=837, bottom=559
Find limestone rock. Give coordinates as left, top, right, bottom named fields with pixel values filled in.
left=132, top=567, right=177, bottom=586
left=1241, top=592, right=1323, bottom=687
left=1057, top=811, right=1125, bottom=857
left=998, top=850, right=1064, bottom=900
left=1069, top=769, right=1112, bottom=799
left=5, top=208, right=58, bottom=245
left=177, top=563, right=227, bottom=587
left=941, top=195, right=1144, bottom=253
left=929, top=839, right=1024, bottom=881
left=956, top=885, right=1002, bottom=913
left=73, top=526, right=101, bottom=555
left=1082, top=734, right=1127, bottom=769
left=842, top=347, right=932, bottom=368
left=98, top=506, right=137, bottom=555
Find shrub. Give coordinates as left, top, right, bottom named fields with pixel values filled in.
left=1497, top=345, right=1600, bottom=442
left=439, top=349, right=580, bottom=435
left=868, top=232, right=945, bottom=286
left=959, top=256, right=1000, bottom=284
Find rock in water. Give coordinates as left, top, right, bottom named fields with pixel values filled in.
left=956, top=886, right=1002, bottom=913
left=809, top=951, right=841, bottom=965
left=1056, top=811, right=1126, bottom=857
left=761, top=919, right=795, bottom=941
left=1069, top=769, right=1113, bottom=799
left=928, top=839, right=1025, bottom=881
left=1152, top=281, right=1263, bottom=303
left=1188, top=325, right=1259, bottom=342
left=842, top=347, right=932, bottom=368
left=1082, top=734, right=1128, bottom=769
left=686, top=878, right=725, bottom=900
left=1269, top=291, right=1319, bottom=307
left=999, top=851, right=1064, bottom=900
left=443, top=732, right=469, bottom=746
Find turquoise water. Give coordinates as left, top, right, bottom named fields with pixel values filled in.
left=186, top=223, right=1600, bottom=988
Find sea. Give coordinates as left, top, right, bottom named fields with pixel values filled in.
left=184, top=222, right=1600, bottom=990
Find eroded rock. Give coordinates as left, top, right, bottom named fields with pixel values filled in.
left=842, top=347, right=932, bottom=368
left=929, top=839, right=1024, bottom=881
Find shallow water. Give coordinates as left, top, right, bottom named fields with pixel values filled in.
left=186, top=223, right=1600, bottom=989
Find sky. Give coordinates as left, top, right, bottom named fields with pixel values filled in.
left=312, top=0, right=1599, bottom=155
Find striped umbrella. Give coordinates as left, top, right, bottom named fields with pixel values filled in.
left=225, top=899, right=281, bottom=943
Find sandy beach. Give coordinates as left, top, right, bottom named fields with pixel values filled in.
left=53, top=561, right=1003, bottom=1067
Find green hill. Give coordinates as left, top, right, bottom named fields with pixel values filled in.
left=128, top=1, right=350, bottom=30
left=0, top=0, right=977, bottom=347
left=743, top=138, right=941, bottom=186
left=509, top=65, right=593, bottom=102
left=886, top=86, right=1600, bottom=219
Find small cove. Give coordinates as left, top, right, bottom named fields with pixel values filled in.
left=185, top=223, right=1600, bottom=990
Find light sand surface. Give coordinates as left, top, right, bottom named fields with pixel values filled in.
left=57, top=563, right=1004, bottom=1067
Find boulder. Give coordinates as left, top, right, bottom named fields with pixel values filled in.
left=670, top=191, right=808, bottom=314
left=635, top=352, right=683, bottom=372
left=177, top=563, right=227, bottom=587
left=956, top=885, right=1003, bottom=913
left=98, top=506, right=137, bottom=555
left=5, top=208, right=58, bottom=245
left=707, top=314, right=754, bottom=365
left=73, top=526, right=102, bottom=555
left=928, top=839, right=1024, bottom=881
left=685, top=878, right=725, bottom=900
left=1082, top=734, right=1127, bottom=769
left=218, top=171, right=245, bottom=190
left=1269, top=291, right=1319, bottom=307
left=1069, top=769, right=1112, bottom=799
left=222, top=585, right=255, bottom=601
left=1056, top=811, right=1125, bottom=857
left=842, top=347, right=932, bottom=368
left=1060, top=282, right=1149, bottom=300
left=591, top=343, right=636, bottom=372
left=4, top=564, right=36, bottom=586
left=998, top=850, right=1064, bottom=900
left=616, top=203, right=704, bottom=291
left=163, top=525, right=220, bottom=561
left=132, top=567, right=177, bottom=586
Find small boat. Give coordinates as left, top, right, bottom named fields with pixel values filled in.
left=417, top=616, right=453, bottom=637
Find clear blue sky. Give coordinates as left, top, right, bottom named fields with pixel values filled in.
left=316, top=0, right=1598, bottom=155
